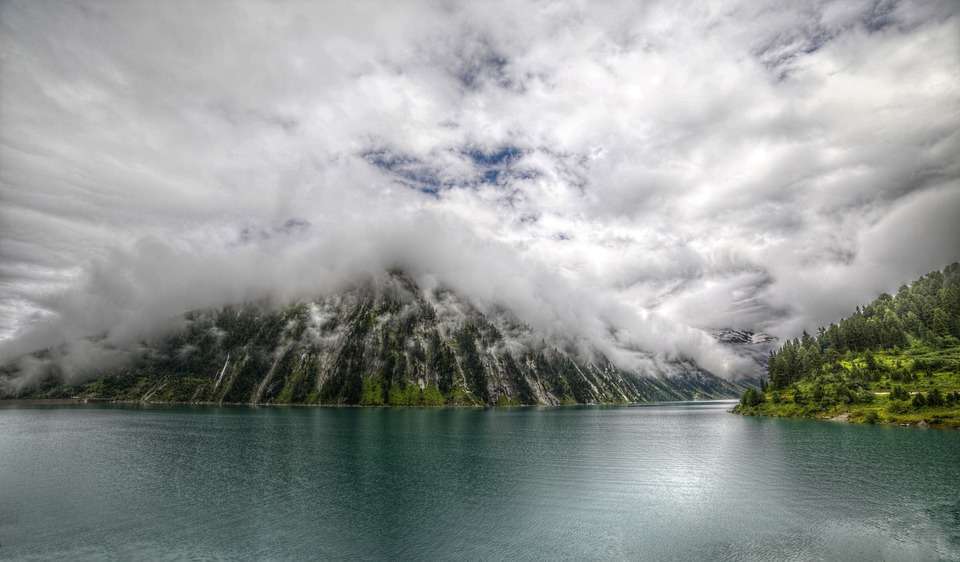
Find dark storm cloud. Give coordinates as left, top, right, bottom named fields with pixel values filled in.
left=0, top=0, right=958, bottom=382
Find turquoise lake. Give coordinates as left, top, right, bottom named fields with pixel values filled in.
left=1, top=401, right=958, bottom=560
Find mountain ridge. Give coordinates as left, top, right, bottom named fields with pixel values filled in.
left=1, top=273, right=750, bottom=405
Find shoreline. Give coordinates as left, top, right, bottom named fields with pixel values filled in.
left=0, top=397, right=739, bottom=409
left=733, top=407, right=960, bottom=430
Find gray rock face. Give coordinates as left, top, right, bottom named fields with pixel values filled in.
left=4, top=273, right=746, bottom=405
left=712, top=328, right=777, bottom=346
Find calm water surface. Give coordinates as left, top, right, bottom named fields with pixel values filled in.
left=0, top=401, right=958, bottom=561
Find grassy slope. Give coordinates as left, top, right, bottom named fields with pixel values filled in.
left=735, top=343, right=960, bottom=428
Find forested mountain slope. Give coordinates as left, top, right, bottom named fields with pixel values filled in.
left=736, top=263, right=960, bottom=427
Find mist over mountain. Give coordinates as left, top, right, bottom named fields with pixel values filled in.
left=1, top=272, right=746, bottom=404
left=710, top=328, right=779, bottom=386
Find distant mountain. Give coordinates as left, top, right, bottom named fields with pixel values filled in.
left=711, top=328, right=778, bottom=386
left=1, top=272, right=746, bottom=405
left=712, top=329, right=777, bottom=346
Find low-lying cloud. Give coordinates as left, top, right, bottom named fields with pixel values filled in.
left=1, top=0, right=958, bottom=384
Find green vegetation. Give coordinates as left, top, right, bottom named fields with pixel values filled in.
left=735, top=263, right=960, bottom=428
left=360, top=377, right=385, bottom=406
left=386, top=381, right=446, bottom=406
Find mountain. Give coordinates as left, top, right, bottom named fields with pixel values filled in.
left=1, top=272, right=746, bottom=405
left=735, top=263, right=960, bottom=427
left=710, top=328, right=778, bottom=387
left=712, top=329, right=777, bottom=346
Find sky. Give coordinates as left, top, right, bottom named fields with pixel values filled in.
left=1, top=0, right=958, bottom=380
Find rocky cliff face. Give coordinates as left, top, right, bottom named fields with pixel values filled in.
left=712, top=329, right=777, bottom=346
left=4, top=273, right=746, bottom=405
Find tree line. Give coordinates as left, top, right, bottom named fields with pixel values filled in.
left=767, top=263, right=960, bottom=389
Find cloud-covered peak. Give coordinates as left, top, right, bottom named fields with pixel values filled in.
left=1, top=0, right=958, bottom=379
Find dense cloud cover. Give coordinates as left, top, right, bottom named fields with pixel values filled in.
left=1, top=0, right=958, bottom=381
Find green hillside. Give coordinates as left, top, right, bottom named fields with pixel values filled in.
left=735, top=263, right=960, bottom=427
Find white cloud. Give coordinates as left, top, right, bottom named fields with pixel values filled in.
left=1, top=0, right=958, bottom=379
